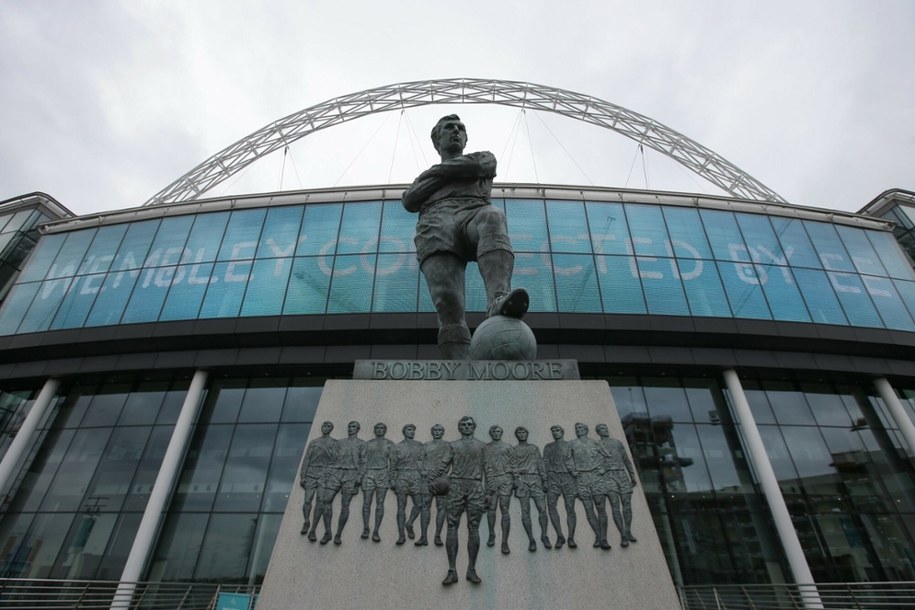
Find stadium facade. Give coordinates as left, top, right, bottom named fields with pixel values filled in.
left=0, top=80, right=913, bottom=597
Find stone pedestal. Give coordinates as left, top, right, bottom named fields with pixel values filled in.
left=258, top=378, right=680, bottom=609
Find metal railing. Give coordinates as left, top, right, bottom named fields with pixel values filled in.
left=678, top=582, right=915, bottom=609
left=3, top=578, right=915, bottom=609
left=0, top=579, right=259, bottom=609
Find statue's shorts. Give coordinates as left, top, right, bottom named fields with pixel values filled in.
left=415, top=198, right=512, bottom=265
left=301, top=471, right=325, bottom=493
left=326, top=468, right=360, bottom=494
left=513, top=473, right=545, bottom=499
left=575, top=469, right=606, bottom=499
left=488, top=473, right=514, bottom=496
left=603, top=470, right=633, bottom=495
left=361, top=468, right=390, bottom=492
left=393, top=470, right=424, bottom=495
left=546, top=472, right=578, bottom=497
left=447, top=478, right=486, bottom=514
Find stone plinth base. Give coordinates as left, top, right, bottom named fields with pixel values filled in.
left=258, top=380, right=680, bottom=609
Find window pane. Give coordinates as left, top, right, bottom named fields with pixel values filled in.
left=183, top=212, right=229, bottom=264
left=640, top=258, right=688, bottom=315
left=337, top=201, right=381, bottom=255
left=625, top=204, right=669, bottom=258
left=793, top=268, right=848, bottom=325
left=121, top=268, right=172, bottom=323
left=327, top=254, right=374, bottom=313
left=663, top=207, right=713, bottom=260
left=586, top=201, right=628, bottom=255
left=18, top=278, right=70, bottom=332
left=759, top=265, right=810, bottom=322
left=256, top=205, right=304, bottom=259
left=147, top=216, right=193, bottom=266
left=0, top=282, right=39, bottom=334
left=149, top=513, right=208, bottom=581
left=836, top=225, right=886, bottom=276
left=172, top=425, right=232, bottom=512
left=297, top=203, right=342, bottom=256
left=50, top=274, right=104, bottom=329
left=372, top=253, right=419, bottom=312
left=41, top=428, right=112, bottom=512
left=18, top=512, right=75, bottom=578
left=18, top=232, right=66, bottom=282
left=806, top=221, right=854, bottom=272
left=262, top=423, right=308, bottom=511
left=547, top=200, right=590, bottom=253
left=281, top=385, right=321, bottom=422
left=85, top=270, right=139, bottom=327
left=199, top=262, right=250, bottom=318
left=865, top=277, right=915, bottom=330
left=701, top=210, right=746, bottom=262
left=237, top=382, right=286, bottom=423
left=718, top=262, right=772, bottom=319
left=112, top=219, right=160, bottom=274
left=84, top=426, right=152, bottom=512
left=214, top=424, right=276, bottom=511
left=379, top=200, right=416, bottom=254
left=829, top=273, right=883, bottom=327
left=515, top=250, right=556, bottom=312
left=465, top=262, right=486, bottom=313
left=123, top=426, right=172, bottom=511
left=240, top=258, right=292, bottom=317
left=77, top=225, right=128, bottom=275
left=679, top=259, right=731, bottom=317
left=553, top=254, right=601, bottom=312
left=596, top=255, right=645, bottom=314
left=284, top=257, right=330, bottom=314
left=771, top=217, right=821, bottom=269
left=159, top=263, right=214, bottom=321
left=47, top=229, right=97, bottom=279
left=218, top=209, right=266, bottom=261
left=194, top=514, right=256, bottom=582
left=506, top=199, right=547, bottom=252
left=869, top=230, right=915, bottom=280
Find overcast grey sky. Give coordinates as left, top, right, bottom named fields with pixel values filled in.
left=1, top=1, right=912, bottom=217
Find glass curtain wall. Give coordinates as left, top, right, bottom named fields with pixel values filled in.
left=5, top=197, right=915, bottom=335
left=609, top=372, right=915, bottom=585
left=0, top=206, right=51, bottom=304
left=0, top=372, right=189, bottom=580
left=735, top=376, right=915, bottom=582
left=146, top=375, right=322, bottom=585
left=608, top=375, right=787, bottom=586
left=0, top=384, right=41, bottom=465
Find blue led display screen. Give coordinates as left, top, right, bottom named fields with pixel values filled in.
left=2, top=198, right=915, bottom=335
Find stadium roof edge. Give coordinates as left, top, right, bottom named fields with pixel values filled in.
left=38, top=182, right=893, bottom=235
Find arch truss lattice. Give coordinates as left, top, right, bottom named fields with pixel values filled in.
left=144, top=78, right=785, bottom=206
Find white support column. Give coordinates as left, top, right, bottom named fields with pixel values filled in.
left=112, top=369, right=208, bottom=609
left=873, top=377, right=915, bottom=459
left=722, top=369, right=823, bottom=609
left=0, top=377, right=60, bottom=497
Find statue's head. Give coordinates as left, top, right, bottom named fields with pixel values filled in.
left=489, top=424, right=503, bottom=441
left=550, top=425, right=564, bottom=440
left=402, top=423, right=416, bottom=438
left=431, top=423, right=444, bottom=439
left=595, top=423, right=609, bottom=438
left=374, top=422, right=387, bottom=437
left=347, top=420, right=361, bottom=435
left=320, top=421, right=334, bottom=435
left=574, top=422, right=589, bottom=437
left=458, top=415, right=476, bottom=436
left=431, top=114, right=467, bottom=155
left=514, top=426, right=529, bottom=442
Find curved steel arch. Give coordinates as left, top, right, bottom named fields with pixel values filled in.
left=144, top=78, right=785, bottom=206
